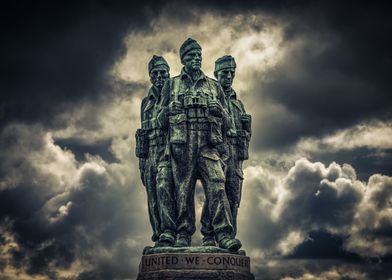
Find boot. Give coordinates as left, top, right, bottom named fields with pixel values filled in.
left=202, top=234, right=216, bottom=246
left=155, top=231, right=176, bottom=247
left=218, top=236, right=242, bottom=252
left=175, top=232, right=191, bottom=247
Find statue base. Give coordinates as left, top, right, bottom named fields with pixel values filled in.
left=137, top=251, right=255, bottom=280
left=143, top=245, right=246, bottom=255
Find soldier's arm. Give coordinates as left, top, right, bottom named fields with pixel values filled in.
left=137, top=97, right=148, bottom=185
left=139, top=157, right=146, bottom=185
left=216, top=83, right=231, bottom=130
left=157, top=79, right=171, bottom=129
left=140, top=97, right=148, bottom=125
left=238, top=100, right=251, bottom=135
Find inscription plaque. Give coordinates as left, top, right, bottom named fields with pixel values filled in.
left=137, top=253, right=254, bottom=280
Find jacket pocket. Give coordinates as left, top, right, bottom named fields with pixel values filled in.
left=208, top=116, right=223, bottom=145
left=237, top=130, right=249, bottom=160
left=135, top=128, right=148, bottom=158
left=169, top=113, right=187, bottom=144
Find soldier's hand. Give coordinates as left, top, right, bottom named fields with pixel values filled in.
left=169, top=101, right=182, bottom=115
left=208, top=100, right=223, bottom=117
left=139, top=159, right=146, bottom=186
left=241, top=114, right=251, bottom=124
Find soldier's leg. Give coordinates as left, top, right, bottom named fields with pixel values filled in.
left=225, top=156, right=244, bottom=238
left=198, top=150, right=241, bottom=251
left=144, top=148, right=160, bottom=242
left=171, top=141, right=197, bottom=246
left=200, top=143, right=229, bottom=246
left=200, top=197, right=216, bottom=246
left=156, top=160, right=176, bottom=246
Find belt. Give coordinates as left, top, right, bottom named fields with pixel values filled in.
left=149, top=136, right=165, bottom=146
left=142, top=121, right=159, bottom=130
left=186, top=108, right=207, bottom=118
left=188, top=122, right=209, bottom=130
left=227, top=137, right=238, bottom=145
left=144, top=128, right=162, bottom=134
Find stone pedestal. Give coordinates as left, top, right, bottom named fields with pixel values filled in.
left=137, top=252, right=255, bottom=280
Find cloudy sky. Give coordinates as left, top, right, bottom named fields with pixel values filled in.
left=1, top=1, right=391, bottom=279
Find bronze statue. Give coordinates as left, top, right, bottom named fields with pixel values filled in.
left=201, top=55, right=251, bottom=242
left=136, top=40, right=251, bottom=254
left=136, top=55, right=171, bottom=246
left=158, top=38, right=242, bottom=251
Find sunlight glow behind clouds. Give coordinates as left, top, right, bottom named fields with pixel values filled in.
left=115, top=12, right=285, bottom=94
left=297, top=121, right=392, bottom=152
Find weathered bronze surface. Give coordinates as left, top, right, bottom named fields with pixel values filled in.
left=135, top=39, right=251, bottom=254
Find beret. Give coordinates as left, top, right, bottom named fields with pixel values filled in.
left=148, top=55, right=169, bottom=74
left=180, top=38, right=202, bottom=60
left=215, top=55, right=236, bottom=72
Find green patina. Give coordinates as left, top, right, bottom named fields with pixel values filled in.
left=135, top=39, right=251, bottom=254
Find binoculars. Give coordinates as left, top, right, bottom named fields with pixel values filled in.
left=184, top=91, right=208, bottom=108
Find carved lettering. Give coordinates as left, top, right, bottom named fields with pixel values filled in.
left=185, top=256, right=196, bottom=264
left=141, top=254, right=250, bottom=272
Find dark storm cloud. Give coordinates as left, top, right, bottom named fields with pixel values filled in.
left=248, top=1, right=392, bottom=149
left=287, top=230, right=360, bottom=260
left=241, top=159, right=392, bottom=279
left=3, top=0, right=390, bottom=138
left=240, top=159, right=363, bottom=253
left=1, top=1, right=392, bottom=279
left=0, top=1, right=165, bottom=128
left=55, top=138, right=117, bottom=162
left=0, top=124, right=147, bottom=279
left=256, top=258, right=392, bottom=280
left=310, top=147, right=392, bottom=180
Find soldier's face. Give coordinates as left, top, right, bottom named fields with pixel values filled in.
left=150, top=67, right=169, bottom=90
left=182, top=49, right=202, bottom=71
left=217, top=67, right=235, bottom=90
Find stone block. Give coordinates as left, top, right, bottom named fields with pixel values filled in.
left=137, top=252, right=255, bottom=280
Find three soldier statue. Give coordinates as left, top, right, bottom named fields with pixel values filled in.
left=136, top=38, right=251, bottom=253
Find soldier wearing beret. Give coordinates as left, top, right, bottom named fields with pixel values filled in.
left=158, top=39, right=242, bottom=251
left=201, top=55, right=251, bottom=241
left=136, top=55, right=175, bottom=247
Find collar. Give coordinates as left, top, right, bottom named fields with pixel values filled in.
left=147, top=86, right=160, bottom=101
left=180, top=67, right=207, bottom=83
left=225, top=88, right=237, bottom=100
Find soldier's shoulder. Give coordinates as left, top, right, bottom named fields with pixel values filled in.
left=167, top=75, right=182, bottom=86
left=233, top=93, right=246, bottom=110
left=172, top=75, right=182, bottom=81
left=234, top=90, right=244, bottom=101
left=141, top=95, right=149, bottom=105
left=205, top=76, right=223, bottom=91
left=140, top=96, right=149, bottom=111
left=206, top=76, right=219, bottom=85
left=142, top=88, right=153, bottom=102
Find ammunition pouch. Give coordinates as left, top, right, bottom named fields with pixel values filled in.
left=227, top=137, right=238, bottom=145
left=139, top=158, right=146, bottom=186
left=135, top=128, right=148, bottom=158
left=148, top=134, right=165, bottom=146
left=241, top=114, right=252, bottom=133
left=188, top=122, right=209, bottom=130
left=237, top=130, right=250, bottom=160
left=169, top=113, right=187, bottom=144
left=208, top=116, right=223, bottom=146
left=186, top=107, right=207, bottom=118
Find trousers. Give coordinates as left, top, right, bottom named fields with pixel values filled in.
left=201, top=143, right=243, bottom=238
left=171, top=129, right=234, bottom=241
left=142, top=144, right=165, bottom=241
